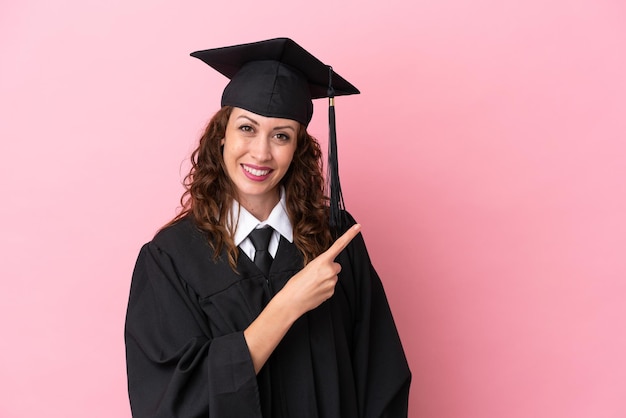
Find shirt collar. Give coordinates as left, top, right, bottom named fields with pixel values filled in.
left=230, top=188, right=294, bottom=246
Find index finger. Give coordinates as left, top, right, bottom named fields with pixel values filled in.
left=323, top=224, right=362, bottom=260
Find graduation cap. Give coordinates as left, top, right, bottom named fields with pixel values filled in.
left=191, top=37, right=360, bottom=232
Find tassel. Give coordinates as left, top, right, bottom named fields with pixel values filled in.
left=327, top=66, right=346, bottom=234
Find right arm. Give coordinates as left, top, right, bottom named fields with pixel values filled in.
left=243, top=224, right=362, bottom=373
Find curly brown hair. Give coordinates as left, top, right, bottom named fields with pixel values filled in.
left=166, top=106, right=333, bottom=268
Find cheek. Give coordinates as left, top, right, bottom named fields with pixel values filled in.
left=221, top=145, right=239, bottom=174
left=280, top=148, right=296, bottom=169
left=287, top=142, right=298, bottom=161
left=222, top=140, right=242, bottom=160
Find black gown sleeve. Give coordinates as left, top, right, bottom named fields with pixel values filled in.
left=359, top=262, right=411, bottom=418
left=124, top=242, right=262, bottom=418
left=342, top=215, right=412, bottom=418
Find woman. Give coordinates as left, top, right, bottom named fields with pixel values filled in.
left=125, top=38, right=411, bottom=417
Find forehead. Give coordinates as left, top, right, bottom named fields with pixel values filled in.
left=229, top=107, right=300, bottom=128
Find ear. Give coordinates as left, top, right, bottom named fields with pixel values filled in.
left=220, top=138, right=225, bottom=146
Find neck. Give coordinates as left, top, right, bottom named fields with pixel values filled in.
left=238, top=192, right=280, bottom=221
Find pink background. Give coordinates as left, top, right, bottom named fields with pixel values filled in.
left=1, top=0, right=625, bottom=417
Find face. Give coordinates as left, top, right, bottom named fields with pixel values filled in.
left=222, top=107, right=299, bottom=213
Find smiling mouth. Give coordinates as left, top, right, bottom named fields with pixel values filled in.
left=243, top=164, right=271, bottom=177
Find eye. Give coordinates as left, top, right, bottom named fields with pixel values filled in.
left=239, top=125, right=254, bottom=133
left=275, top=132, right=291, bottom=142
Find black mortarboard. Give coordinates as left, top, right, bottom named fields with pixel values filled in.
left=191, top=38, right=360, bottom=232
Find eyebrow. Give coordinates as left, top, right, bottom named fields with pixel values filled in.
left=236, top=115, right=297, bottom=132
left=236, top=115, right=260, bottom=126
left=272, top=125, right=297, bottom=132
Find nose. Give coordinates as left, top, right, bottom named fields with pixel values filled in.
left=250, top=137, right=272, bottom=162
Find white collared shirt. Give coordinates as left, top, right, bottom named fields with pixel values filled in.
left=229, top=188, right=293, bottom=260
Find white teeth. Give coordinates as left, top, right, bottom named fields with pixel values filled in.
left=243, top=165, right=270, bottom=176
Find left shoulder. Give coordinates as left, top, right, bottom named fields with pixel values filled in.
left=336, top=210, right=369, bottom=258
left=334, top=210, right=358, bottom=235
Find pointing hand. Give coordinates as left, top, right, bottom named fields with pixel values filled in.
left=279, top=224, right=362, bottom=316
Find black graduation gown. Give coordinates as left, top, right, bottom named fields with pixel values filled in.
left=125, top=214, right=411, bottom=417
